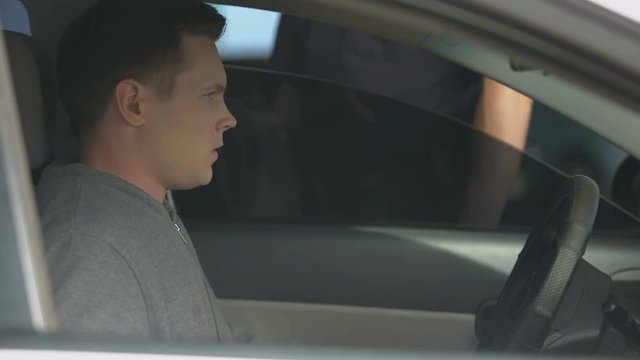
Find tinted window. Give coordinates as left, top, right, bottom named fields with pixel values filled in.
left=212, top=6, right=640, bottom=219
left=173, top=68, right=640, bottom=234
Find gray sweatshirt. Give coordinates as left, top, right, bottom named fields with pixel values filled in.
left=36, top=163, right=233, bottom=342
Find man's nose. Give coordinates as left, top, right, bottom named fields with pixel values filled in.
left=216, top=115, right=237, bottom=132
left=216, top=101, right=237, bottom=132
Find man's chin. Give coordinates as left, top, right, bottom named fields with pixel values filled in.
left=174, top=168, right=213, bottom=190
left=197, top=167, right=214, bottom=187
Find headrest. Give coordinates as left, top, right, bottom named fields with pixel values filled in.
left=3, top=30, right=55, bottom=170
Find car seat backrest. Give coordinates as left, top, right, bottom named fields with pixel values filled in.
left=4, top=30, right=56, bottom=182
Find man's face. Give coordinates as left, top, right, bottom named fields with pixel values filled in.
left=141, top=34, right=236, bottom=190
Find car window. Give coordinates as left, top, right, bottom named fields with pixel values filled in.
left=172, top=68, right=640, bottom=234
left=214, top=5, right=280, bottom=62
left=206, top=5, right=640, bottom=221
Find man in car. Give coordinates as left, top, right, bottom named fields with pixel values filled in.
left=36, top=0, right=236, bottom=341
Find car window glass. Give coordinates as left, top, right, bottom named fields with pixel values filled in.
left=214, top=4, right=280, bottom=62
left=212, top=6, right=640, bottom=219
left=175, top=6, right=640, bottom=234
left=173, top=68, right=640, bottom=235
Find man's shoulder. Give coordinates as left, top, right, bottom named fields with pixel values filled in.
left=46, top=230, right=130, bottom=269
left=36, top=163, right=168, bottom=246
left=45, top=229, right=151, bottom=338
left=36, top=166, right=117, bottom=242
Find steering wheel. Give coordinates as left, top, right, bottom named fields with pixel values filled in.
left=478, top=175, right=600, bottom=351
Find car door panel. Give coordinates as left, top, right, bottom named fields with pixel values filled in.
left=219, top=299, right=477, bottom=350
left=189, top=222, right=640, bottom=310
left=187, top=222, right=639, bottom=348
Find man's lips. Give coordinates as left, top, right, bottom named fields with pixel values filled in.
left=210, top=145, right=222, bottom=163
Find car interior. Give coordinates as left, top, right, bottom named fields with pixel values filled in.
left=2, top=0, right=640, bottom=357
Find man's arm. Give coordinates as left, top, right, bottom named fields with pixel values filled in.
left=461, top=78, right=533, bottom=227
left=47, top=233, right=150, bottom=338
left=472, top=77, right=533, bottom=150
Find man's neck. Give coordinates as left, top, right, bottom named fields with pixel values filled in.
left=80, top=152, right=167, bottom=203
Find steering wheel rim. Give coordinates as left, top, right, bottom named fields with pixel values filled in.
left=479, top=175, right=600, bottom=352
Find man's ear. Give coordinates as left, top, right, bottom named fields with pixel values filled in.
left=114, top=79, right=146, bottom=127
